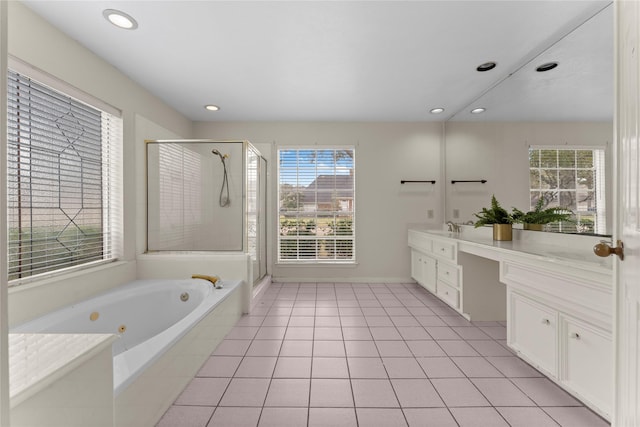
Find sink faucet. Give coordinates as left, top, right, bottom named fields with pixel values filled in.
left=192, top=274, right=223, bottom=289
left=446, top=221, right=461, bottom=232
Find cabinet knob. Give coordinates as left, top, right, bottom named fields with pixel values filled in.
left=570, top=332, right=581, bottom=339
left=541, top=318, right=550, bottom=325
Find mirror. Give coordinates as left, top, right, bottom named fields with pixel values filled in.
left=443, top=3, right=613, bottom=236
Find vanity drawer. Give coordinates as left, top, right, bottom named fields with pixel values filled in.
left=408, top=231, right=432, bottom=253
left=437, top=262, right=459, bottom=287
left=436, top=281, right=459, bottom=309
left=432, top=240, right=456, bottom=261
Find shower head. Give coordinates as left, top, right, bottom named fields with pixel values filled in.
left=212, top=149, right=228, bottom=160
left=212, top=149, right=224, bottom=161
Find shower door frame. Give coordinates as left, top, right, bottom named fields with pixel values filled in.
left=144, top=139, right=264, bottom=258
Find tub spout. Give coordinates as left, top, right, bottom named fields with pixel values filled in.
left=192, top=274, right=223, bottom=289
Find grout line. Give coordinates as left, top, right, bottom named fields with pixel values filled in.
left=162, top=281, right=606, bottom=427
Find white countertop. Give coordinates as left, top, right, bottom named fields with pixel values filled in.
left=9, top=333, right=117, bottom=407
left=411, top=226, right=613, bottom=275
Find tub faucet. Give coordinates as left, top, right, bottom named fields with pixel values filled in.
left=446, top=221, right=461, bottom=232
left=192, top=274, right=223, bottom=289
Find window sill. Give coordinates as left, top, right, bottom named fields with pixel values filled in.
left=8, top=259, right=127, bottom=293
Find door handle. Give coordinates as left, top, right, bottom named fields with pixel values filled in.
left=593, top=240, right=624, bottom=261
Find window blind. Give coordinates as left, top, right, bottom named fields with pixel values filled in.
left=278, top=148, right=355, bottom=262
left=529, top=147, right=606, bottom=234
left=7, top=69, right=123, bottom=282
left=148, top=143, right=202, bottom=250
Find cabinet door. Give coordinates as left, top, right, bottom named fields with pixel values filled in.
left=421, top=256, right=437, bottom=293
left=562, top=316, right=612, bottom=417
left=509, top=293, right=558, bottom=377
left=411, top=251, right=436, bottom=293
left=411, top=250, right=423, bottom=283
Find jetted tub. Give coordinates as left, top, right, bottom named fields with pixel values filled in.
left=12, top=278, right=244, bottom=426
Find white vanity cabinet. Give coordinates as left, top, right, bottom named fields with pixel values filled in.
left=409, top=230, right=462, bottom=311
left=503, top=261, right=613, bottom=419
left=409, top=230, right=505, bottom=320
left=432, top=239, right=462, bottom=310
left=411, top=249, right=437, bottom=293
left=408, top=227, right=613, bottom=420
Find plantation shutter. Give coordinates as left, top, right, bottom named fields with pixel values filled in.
left=7, top=68, right=123, bottom=282
left=278, top=148, right=355, bottom=263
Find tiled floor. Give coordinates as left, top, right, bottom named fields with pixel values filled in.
left=157, top=282, right=610, bottom=427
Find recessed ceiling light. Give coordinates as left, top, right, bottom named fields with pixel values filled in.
left=471, top=108, right=486, bottom=114
left=476, top=62, right=497, bottom=72
left=536, top=62, right=558, bottom=72
left=204, top=105, right=220, bottom=112
left=430, top=108, right=445, bottom=114
left=103, top=9, right=138, bottom=30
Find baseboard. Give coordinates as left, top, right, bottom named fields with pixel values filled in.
left=250, top=275, right=272, bottom=311
left=270, top=277, right=414, bottom=284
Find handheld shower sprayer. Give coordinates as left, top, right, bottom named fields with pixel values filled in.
left=212, top=148, right=231, bottom=207
left=212, top=149, right=229, bottom=159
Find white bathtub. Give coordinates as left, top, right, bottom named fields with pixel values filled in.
left=12, top=278, right=244, bottom=426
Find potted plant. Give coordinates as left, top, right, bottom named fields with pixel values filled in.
left=512, top=198, right=573, bottom=231
left=473, top=195, right=515, bottom=241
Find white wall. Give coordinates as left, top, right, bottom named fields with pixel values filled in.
left=193, top=121, right=444, bottom=282
left=4, top=2, right=615, bottom=317
left=444, top=122, right=613, bottom=232
left=7, top=2, right=192, bottom=326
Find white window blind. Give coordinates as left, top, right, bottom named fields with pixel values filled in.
left=149, top=143, right=201, bottom=250
left=7, top=69, right=123, bottom=283
left=529, top=147, right=606, bottom=234
left=278, top=148, right=355, bottom=263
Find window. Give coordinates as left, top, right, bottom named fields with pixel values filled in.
left=529, top=147, right=606, bottom=234
left=7, top=68, right=123, bottom=283
left=278, top=148, right=355, bottom=262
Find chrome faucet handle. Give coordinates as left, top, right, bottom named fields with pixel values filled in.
left=446, top=221, right=461, bottom=232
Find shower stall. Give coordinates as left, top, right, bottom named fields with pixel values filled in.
left=146, top=140, right=267, bottom=284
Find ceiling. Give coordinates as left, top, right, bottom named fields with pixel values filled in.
left=21, top=1, right=613, bottom=122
